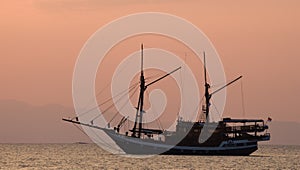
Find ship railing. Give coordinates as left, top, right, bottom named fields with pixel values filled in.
left=225, top=124, right=267, bottom=133
left=227, top=132, right=270, bottom=141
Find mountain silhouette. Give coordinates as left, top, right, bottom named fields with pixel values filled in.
left=0, top=100, right=90, bottom=143
left=0, top=100, right=299, bottom=145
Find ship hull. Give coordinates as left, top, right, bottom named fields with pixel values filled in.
left=104, top=129, right=258, bottom=156
left=164, top=146, right=257, bottom=156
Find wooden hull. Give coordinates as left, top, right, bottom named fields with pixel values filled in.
left=104, top=129, right=258, bottom=156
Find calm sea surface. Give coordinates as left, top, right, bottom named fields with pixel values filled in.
left=0, top=144, right=299, bottom=169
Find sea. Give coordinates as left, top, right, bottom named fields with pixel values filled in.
left=0, top=144, right=299, bottom=170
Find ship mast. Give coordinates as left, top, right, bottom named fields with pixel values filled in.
left=203, top=52, right=242, bottom=123
left=131, top=44, right=181, bottom=138
left=138, top=44, right=145, bottom=138
left=132, top=44, right=145, bottom=138
left=203, top=52, right=211, bottom=122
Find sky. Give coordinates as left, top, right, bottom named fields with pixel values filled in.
left=0, top=0, right=299, bottom=143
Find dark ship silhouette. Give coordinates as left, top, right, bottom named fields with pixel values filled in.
left=63, top=44, right=270, bottom=155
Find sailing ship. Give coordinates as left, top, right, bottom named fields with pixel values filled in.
left=63, top=44, right=270, bottom=155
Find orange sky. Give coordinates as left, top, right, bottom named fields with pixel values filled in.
left=1, top=0, right=300, bottom=126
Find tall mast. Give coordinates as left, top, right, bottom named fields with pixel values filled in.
left=138, top=44, right=145, bottom=138
left=131, top=44, right=181, bottom=137
left=202, top=52, right=242, bottom=123
left=131, top=44, right=146, bottom=138
left=203, top=52, right=211, bottom=122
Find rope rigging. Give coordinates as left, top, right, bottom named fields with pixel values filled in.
left=77, top=58, right=137, bottom=119
left=72, top=72, right=166, bottom=120
left=90, top=83, right=139, bottom=122
left=72, top=81, right=139, bottom=120
left=145, top=90, right=164, bottom=130
left=88, top=72, right=168, bottom=122
left=211, top=99, right=222, bottom=121
left=240, top=79, right=246, bottom=117
left=107, top=84, right=140, bottom=125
